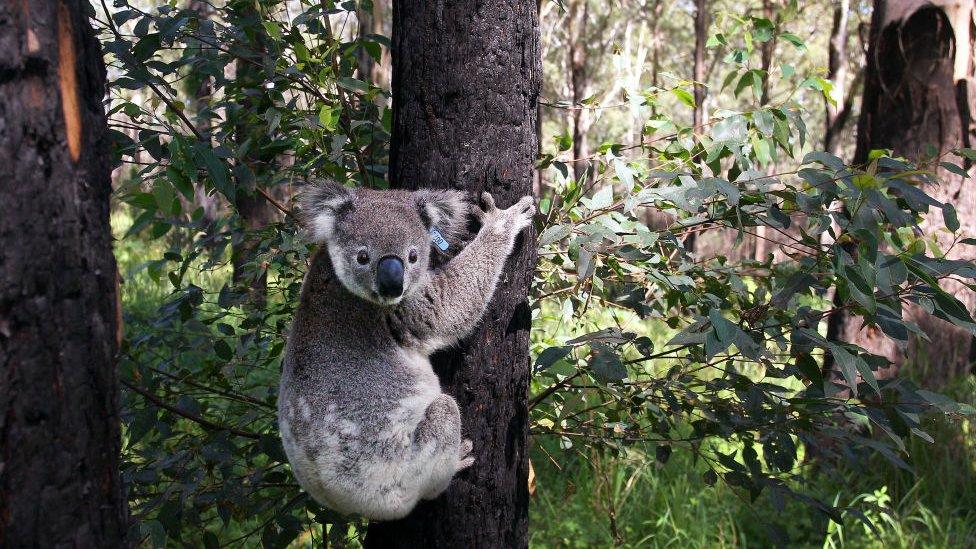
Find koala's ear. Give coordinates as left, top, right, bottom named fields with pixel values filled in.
left=415, top=189, right=468, bottom=246
left=297, top=179, right=354, bottom=241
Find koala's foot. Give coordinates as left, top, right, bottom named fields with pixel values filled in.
left=457, top=438, right=474, bottom=472
left=472, top=192, right=535, bottom=238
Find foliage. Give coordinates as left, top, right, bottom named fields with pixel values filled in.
left=529, top=10, right=975, bottom=545
left=97, top=0, right=975, bottom=546
left=530, top=376, right=976, bottom=547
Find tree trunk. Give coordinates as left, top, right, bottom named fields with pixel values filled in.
left=824, top=0, right=852, bottom=155
left=229, top=1, right=274, bottom=308
left=828, top=0, right=976, bottom=380
left=568, top=0, right=590, bottom=181
left=188, top=0, right=220, bottom=222
left=364, top=1, right=540, bottom=547
left=0, top=1, right=128, bottom=545
left=648, top=0, right=664, bottom=117
left=693, top=0, right=708, bottom=129
left=759, top=0, right=777, bottom=106
left=356, top=0, right=391, bottom=90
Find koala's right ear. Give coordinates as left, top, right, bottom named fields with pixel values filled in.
left=297, top=179, right=354, bottom=241
left=415, top=189, right=469, bottom=249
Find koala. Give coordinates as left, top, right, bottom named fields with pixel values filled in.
left=278, top=180, right=534, bottom=521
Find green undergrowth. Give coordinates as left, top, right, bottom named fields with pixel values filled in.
left=529, top=375, right=976, bottom=548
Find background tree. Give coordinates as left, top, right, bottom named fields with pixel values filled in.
left=823, top=0, right=855, bottom=155
left=227, top=0, right=277, bottom=309
left=364, top=0, right=540, bottom=546
left=0, top=0, right=128, bottom=544
left=828, top=0, right=976, bottom=379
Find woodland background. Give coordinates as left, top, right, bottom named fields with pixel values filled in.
left=2, top=0, right=976, bottom=547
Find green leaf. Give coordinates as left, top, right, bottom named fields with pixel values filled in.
left=555, top=133, right=573, bottom=152
left=337, top=77, right=370, bottom=93
left=943, top=203, right=960, bottom=232
left=780, top=33, right=806, bottom=49
left=590, top=185, right=613, bottom=210
left=539, top=224, right=572, bottom=246
left=939, top=161, right=968, bottom=178
left=318, top=104, right=339, bottom=132
left=802, top=151, right=845, bottom=171
left=589, top=344, right=627, bottom=382
left=672, top=87, right=696, bottom=108
left=535, top=346, right=572, bottom=371
left=214, top=340, right=233, bottom=361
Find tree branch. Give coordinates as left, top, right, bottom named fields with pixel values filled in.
left=121, top=379, right=263, bottom=439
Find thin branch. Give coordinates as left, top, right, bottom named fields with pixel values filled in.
left=121, top=379, right=263, bottom=439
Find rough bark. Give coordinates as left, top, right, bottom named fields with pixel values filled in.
left=364, top=1, right=540, bottom=547
left=0, top=1, right=128, bottom=545
left=829, top=0, right=976, bottom=380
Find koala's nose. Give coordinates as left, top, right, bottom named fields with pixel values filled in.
left=376, top=255, right=404, bottom=298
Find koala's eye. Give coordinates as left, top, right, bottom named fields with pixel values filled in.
left=356, top=249, right=370, bottom=265
left=408, top=248, right=419, bottom=264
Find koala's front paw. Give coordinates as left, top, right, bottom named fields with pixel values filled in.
left=472, top=192, right=535, bottom=238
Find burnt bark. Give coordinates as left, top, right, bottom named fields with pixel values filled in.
left=364, top=1, right=540, bottom=547
left=0, top=1, right=128, bottom=545
left=829, top=0, right=976, bottom=380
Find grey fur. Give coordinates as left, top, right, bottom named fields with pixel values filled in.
left=279, top=181, right=534, bottom=520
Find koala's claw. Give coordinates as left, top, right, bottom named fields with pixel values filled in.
left=459, top=438, right=473, bottom=458
left=473, top=193, right=535, bottom=237
left=480, top=191, right=497, bottom=212
left=457, top=455, right=475, bottom=472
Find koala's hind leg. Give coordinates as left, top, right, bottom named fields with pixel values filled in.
left=414, top=394, right=473, bottom=499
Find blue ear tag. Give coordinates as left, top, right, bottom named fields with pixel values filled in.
left=430, top=226, right=450, bottom=251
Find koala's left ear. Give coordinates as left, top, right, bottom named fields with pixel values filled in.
left=415, top=189, right=468, bottom=248
left=297, top=179, right=355, bottom=241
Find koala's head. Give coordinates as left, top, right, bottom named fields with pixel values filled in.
left=298, top=180, right=468, bottom=306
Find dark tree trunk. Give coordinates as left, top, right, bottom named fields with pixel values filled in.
left=364, top=1, right=540, bottom=547
left=568, top=0, right=589, bottom=181
left=0, top=1, right=128, bottom=545
left=759, top=0, right=777, bottom=106
left=828, top=0, right=976, bottom=380
left=685, top=0, right=709, bottom=253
